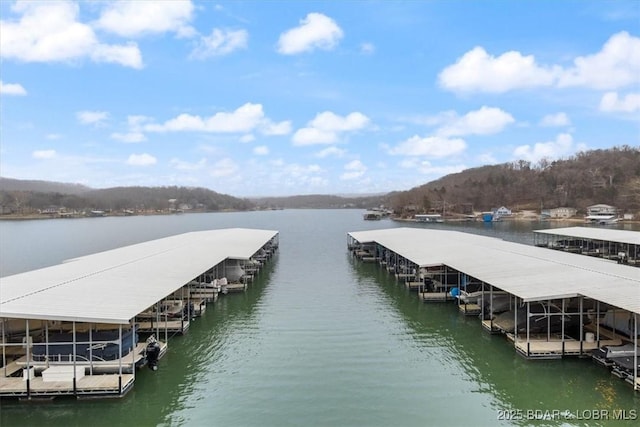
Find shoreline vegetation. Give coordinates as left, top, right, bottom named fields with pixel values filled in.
left=2, top=209, right=638, bottom=224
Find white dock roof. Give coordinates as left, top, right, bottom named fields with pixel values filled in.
left=348, top=228, right=640, bottom=314
left=0, top=228, right=278, bottom=324
left=533, top=226, right=640, bottom=246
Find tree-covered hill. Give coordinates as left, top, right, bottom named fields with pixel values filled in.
left=0, top=183, right=254, bottom=215
left=389, top=146, right=640, bottom=216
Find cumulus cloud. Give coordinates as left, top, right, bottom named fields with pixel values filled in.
left=389, top=136, right=467, bottom=157
left=261, top=120, right=292, bottom=136
left=32, top=149, right=56, bottom=159
left=127, top=153, right=157, bottom=166
left=340, top=159, right=367, bottom=180
left=439, top=46, right=557, bottom=93
left=0, top=80, right=27, bottom=95
left=400, top=159, right=467, bottom=176
left=557, top=32, right=640, bottom=90
left=292, top=111, right=370, bottom=146
left=599, top=91, right=640, bottom=113
left=513, top=133, right=585, bottom=163
left=190, top=28, right=248, bottom=59
left=95, top=0, right=195, bottom=38
left=277, top=13, right=343, bottom=54
left=0, top=1, right=143, bottom=69
left=315, top=146, right=346, bottom=158
left=436, top=106, right=514, bottom=137
left=439, top=31, right=640, bottom=94
left=540, top=112, right=571, bottom=127
left=145, top=103, right=265, bottom=133
left=253, top=146, right=269, bottom=155
left=77, top=110, right=109, bottom=126
left=111, top=132, right=147, bottom=143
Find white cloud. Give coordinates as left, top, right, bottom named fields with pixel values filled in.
left=315, top=146, right=346, bottom=158
left=400, top=159, right=467, bottom=176
left=310, top=111, right=370, bottom=132
left=77, top=110, right=109, bottom=126
left=439, top=31, right=640, bottom=94
left=95, top=0, right=195, bottom=38
left=170, top=158, right=206, bottom=171
left=292, top=128, right=337, bottom=145
left=111, top=132, right=147, bottom=143
left=127, top=153, right=157, bottom=166
left=599, top=91, right=640, bottom=113
left=46, top=133, right=62, bottom=140
left=292, top=111, right=370, bottom=146
left=540, top=112, right=571, bottom=127
left=211, top=158, right=238, bottom=177
left=557, top=32, right=640, bottom=90
left=91, top=42, right=143, bottom=69
left=436, top=106, right=514, bottom=136
left=389, top=136, right=467, bottom=157
left=32, top=149, right=56, bottom=159
left=277, top=13, right=343, bottom=55
left=145, top=103, right=265, bottom=133
left=438, top=46, right=557, bottom=93
left=513, top=133, right=585, bottom=163
left=253, top=146, right=269, bottom=155
left=0, top=1, right=143, bottom=69
left=261, top=120, right=292, bottom=136
left=0, top=80, right=27, bottom=95
left=340, top=159, right=367, bottom=180
left=190, top=28, right=248, bottom=59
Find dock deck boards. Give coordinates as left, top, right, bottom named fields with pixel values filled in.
left=0, top=373, right=135, bottom=396
left=514, top=338, right=622, bottom=359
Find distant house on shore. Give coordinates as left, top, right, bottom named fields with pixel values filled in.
left=493, top=206, right=512, bottom=217
left=545, top=207, right=577, bottom=218
left=587, top=204, right=617, bottom=216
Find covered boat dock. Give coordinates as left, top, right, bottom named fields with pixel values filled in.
left=0, top=228, right=279, bottom=399
left=348, top=227, right=639, bottom=391
left=533, top=226, right=639, bottom=266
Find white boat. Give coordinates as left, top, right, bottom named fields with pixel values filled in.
left=585, top=215, right=619, bottom=225
left=415, top=214, right=443, bottom=223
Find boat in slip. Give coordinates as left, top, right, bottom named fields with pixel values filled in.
left=585, top=214, right=619, bottom=225
left=363, top=211, right=383, bottom=220
left=491, top=302, right=587, bottom=335
left=592, top=343, right=639, bottom=367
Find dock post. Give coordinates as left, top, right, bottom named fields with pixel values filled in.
left=579, top=297, right=584, bottom=356
left=73, top=321, right=77, bottom=397
left=634, top=314, right=638, bottom=391
left=26, top=319, right=31, bottom=399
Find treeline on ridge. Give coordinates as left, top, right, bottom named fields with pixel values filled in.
left=389, top=146, right=640, bottom=216
left=0, top=184, right=254, bottom=214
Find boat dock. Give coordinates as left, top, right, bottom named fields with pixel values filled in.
left=0, top=228, right=279, bottom=400
left=348, top=227, right=640, bottom=392
left=533, top=227, right=639, bottom=266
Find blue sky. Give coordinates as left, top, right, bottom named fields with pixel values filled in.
left=1, top=1, right=638, bottom=197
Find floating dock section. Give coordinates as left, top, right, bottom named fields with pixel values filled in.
left=533, top=226, right=639, bottom=266
left=348, top=227, right=639, bottom=392
left=0, top=228, right=279, bottom=400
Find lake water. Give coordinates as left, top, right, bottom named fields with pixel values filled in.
left=0, top=210, right=638, bottom=426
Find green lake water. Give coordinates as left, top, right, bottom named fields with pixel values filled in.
left=0, top=210, right=638, bottom=426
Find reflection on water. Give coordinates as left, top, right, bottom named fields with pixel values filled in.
left=0, top=212, right=638, bottom=426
